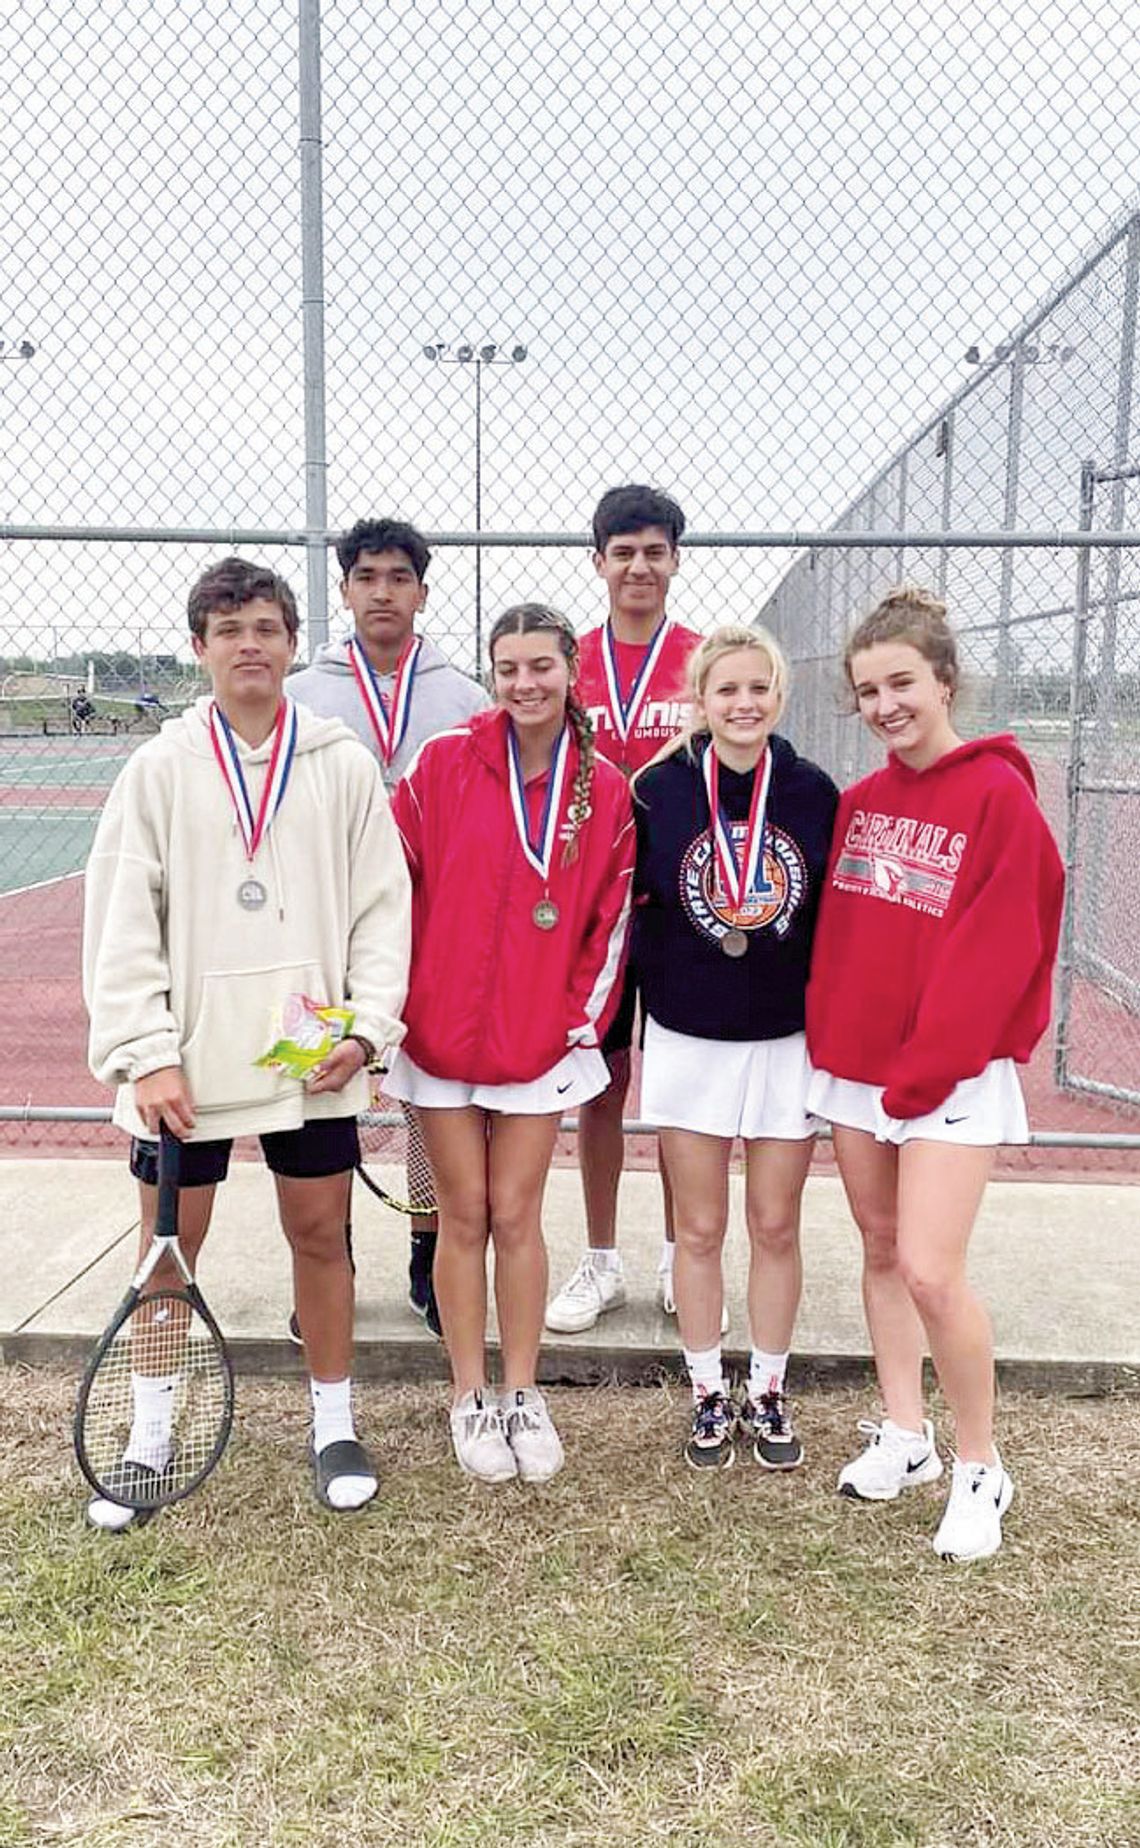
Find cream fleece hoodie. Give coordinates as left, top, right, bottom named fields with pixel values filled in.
left=83, top=695, right=411, bottom=1142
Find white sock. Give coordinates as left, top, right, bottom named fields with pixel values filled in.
left=588, top=1248, right=622, bottom=1273
left=683, top=1344, right=725, bottom=1403
left=124, top=1371, right=178, bottom=1469
left=749, top=1349, right=789, bottom=1400
left=310, top=1377, right=376, bottom=1510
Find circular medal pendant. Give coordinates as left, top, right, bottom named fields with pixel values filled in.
left=237, top=878, right=268, bottom=911
left=532, top=898, right=560, bottom=931
left=720, top=927, right=749, bottom=958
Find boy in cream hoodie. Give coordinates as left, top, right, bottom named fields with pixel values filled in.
left=83, top=557, right=411, bottom=1527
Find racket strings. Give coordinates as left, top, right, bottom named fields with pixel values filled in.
left=81, top=1291, right=231, bottom=1505
left=358, top=1092, right=437, bottom=1214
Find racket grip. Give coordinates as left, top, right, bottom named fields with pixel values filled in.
left=157, top=1122, right=182, bottom=1239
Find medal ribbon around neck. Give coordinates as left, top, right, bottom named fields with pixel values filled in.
left=703, top=740, right=772, bottom=911
left=507, top=722, right=572, bottom=882
left=346, top=633, right=422, bottom=766
left=209, top=697, right=297, bottom=861
left=600, top=618, right=671, bottom=742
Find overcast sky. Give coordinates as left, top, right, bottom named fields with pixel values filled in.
left=1, top=0, right=1138, bottom=660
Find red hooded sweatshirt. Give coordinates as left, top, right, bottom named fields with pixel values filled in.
left=391, top=707, right=634, bottom=1085
left=806, top=735, right=1064, bottom=1119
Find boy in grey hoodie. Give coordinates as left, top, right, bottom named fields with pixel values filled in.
left=289, top=519, right=489, bottom=1335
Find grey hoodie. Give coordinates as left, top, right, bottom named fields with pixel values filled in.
left=288, top=633, right=490, bottom=786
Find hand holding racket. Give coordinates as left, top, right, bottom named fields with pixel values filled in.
left=75, top=1123, right=234, bottom=1515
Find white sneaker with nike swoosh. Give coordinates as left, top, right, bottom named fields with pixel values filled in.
left=837, top=1417, right=944, bottom=1500
left=932, top=1454, right=1014, bottom=1561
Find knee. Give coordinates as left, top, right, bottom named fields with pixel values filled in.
left=673, top=1218, right=725, bottom=1265
left=488, top=1194, right=540, bottom=1254
left=439, top=1196, right=489, bottom=1251
left=853, top=1209, right=900, bottom=1274
left=897, top=1247, right=962, bottom=1322
left=283, top=1207, right=348, bottom=1265
left=746, top=1207, right=800, bottom=1260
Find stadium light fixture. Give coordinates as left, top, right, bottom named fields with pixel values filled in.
left=419, top=337, right=531, bottom=672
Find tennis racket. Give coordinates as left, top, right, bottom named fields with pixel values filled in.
left=74, top=1123, right=235, bottom=1511
left=355, top=1080, right=437, bottom=1217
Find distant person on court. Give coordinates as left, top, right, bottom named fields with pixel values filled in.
left=633, top=626, right=837, bottom=1470
left=386, top=603, right=634, bottom=1484
left=83, top=556, right=410, bottom=1528
left=289, top=518, right=489, bottom=1339
left=545, top=484, right=702, bottom=1337
left=806, top=585, right=1063, bottom=1561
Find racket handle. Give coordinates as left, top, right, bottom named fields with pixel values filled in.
left=157, top=1122, right=182, bottom=1239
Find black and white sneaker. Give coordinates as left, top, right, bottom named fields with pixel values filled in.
left=684, top=1392, right=736, bottom=1471
left=739, top=1390, right=803, bottom=1470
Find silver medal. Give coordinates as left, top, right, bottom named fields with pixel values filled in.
left=237, top=878, right=268, bottom=911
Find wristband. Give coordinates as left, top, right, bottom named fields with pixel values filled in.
left=345, top=1032, right=382, bottom=1072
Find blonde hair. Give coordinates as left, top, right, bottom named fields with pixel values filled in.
left=844, top=584, right=959, bottom=701
left=488, top=602, right=595, bottom=866
left=632, top=623, right=789, bottom=787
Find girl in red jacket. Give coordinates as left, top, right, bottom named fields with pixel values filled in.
left=806, top=586, right=1063, bottom=1562
left=387, top=605, right=635, bottom=1484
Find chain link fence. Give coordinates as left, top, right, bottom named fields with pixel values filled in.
left=1, top=0, right=1138, bottom=1145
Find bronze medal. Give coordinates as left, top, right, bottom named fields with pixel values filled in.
left=533, top=898, right=560, bottom=930
left=720, top=927, right=748, bottom=958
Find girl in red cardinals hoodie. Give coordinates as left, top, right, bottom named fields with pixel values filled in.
left=387, top=604, right=634, bottom=1487
left=805, top=586, right=1063, bottom=1564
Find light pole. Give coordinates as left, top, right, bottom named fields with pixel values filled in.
left=422, top=340, right=528, bottom=671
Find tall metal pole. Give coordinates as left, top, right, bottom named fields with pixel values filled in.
left=474, top=356, right=483, bottom=674
left=995, top=346, right=1025, bottom=726
left=298, top=0, right=329, bottom=654
left=1055, top=460, right=1097, bottom=1091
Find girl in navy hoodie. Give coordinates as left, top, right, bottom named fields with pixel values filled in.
left=806, top=586, right=1063, bottom=1562
left=633, top=625, right=838, bottom=1473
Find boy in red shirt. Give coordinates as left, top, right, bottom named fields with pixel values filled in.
left=546, top=485, right=702, bottom=1333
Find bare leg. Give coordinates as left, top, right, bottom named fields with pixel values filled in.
left=415, top=1107, right=491, bottom=1398
left=577, top=1047, right=629, bottom=1248
left=487, top=1113, right=560, bottom=1389
left=896, top=1141, right=997, bottom=1463
left=276, top=1170, right=355, bottom=1381
left=135, top=1178, right=216, bottom=1281
left=831, top=1126, right=926, bottom=1432
left=742, top=1137, right=813, bottom=1353
left=659, top=1127, right=731, bottom=1351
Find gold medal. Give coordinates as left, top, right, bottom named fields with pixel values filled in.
left=720, top=927, right=748, bottom=958
left=532, top=898, right=560, bottom=930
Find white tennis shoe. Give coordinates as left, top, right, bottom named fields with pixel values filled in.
left=545, top=1255, right=626, bottom=1332
left=449, top=1389, right=517, bottom=1483
left=932, top=1455, right=1014, bottom=1561
left=503, top=1388, right=565, bottom=1483
left=837, top=1417, right=944, bottom=1500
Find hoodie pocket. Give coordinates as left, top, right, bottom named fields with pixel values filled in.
left=180, top=963, right=328, bottom=1112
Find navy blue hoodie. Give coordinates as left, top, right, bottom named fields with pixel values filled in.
left=632, top=733, right=838, bottom=1042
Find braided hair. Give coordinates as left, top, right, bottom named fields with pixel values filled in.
left=487, top=602, right=595, bottom=866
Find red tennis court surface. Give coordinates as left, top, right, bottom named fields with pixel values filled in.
left=1, top=871, right=1135, bottom=1180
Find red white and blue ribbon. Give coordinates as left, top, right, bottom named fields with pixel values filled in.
left=346, top=634, right=422, bottom=766
left=209, top=697, right=297, bottom=861
left=600, top=618, right=671, bottom=743
left=703, top=741, right=772, bottom=909
left=507, top=722, right=572, bottom=879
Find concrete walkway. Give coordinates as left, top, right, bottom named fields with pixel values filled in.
left=1, top=1159, right=1136, bottom=1391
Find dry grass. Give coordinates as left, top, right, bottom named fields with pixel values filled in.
left=1, top=1367, right=1138, bottom=1848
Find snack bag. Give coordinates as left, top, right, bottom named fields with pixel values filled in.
left=256, top=994, right=354, bottom=1079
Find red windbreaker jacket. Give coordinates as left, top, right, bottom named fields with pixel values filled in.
left=806, top=735, right=1064, bottom=1119
left=391, top=707, right=635, bottom=1084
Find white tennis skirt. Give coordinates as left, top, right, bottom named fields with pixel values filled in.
left=384, top=1044, right=609, bottom=1116
left=806, top=1060, right=1029, bottom=1147
left=640, top=1018, right=821, bottom=1141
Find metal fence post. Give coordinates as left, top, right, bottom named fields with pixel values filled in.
left=1054, top=459, right=1097, bottom=1090
left=995, top=346, right=1025, bottom=726
left=298, top=0, right=329, bottom=654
